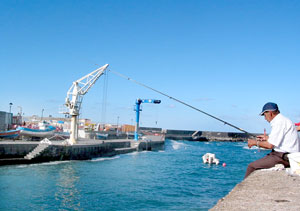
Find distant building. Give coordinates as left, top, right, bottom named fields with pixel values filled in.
left=12, top=115, right=23, bottom=126
left=122, top=124, right=135, bottom=133
left=0, top=111, right=13, bottom=131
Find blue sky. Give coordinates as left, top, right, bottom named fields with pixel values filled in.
left=1, top=0, right=300, bottom=133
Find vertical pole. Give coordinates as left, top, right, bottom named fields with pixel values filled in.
left=41, top=109, right=44, bottom=121
left=134, top=100, right=141, bottom=141
left=9, top=103, right=13, bottom=113
left=70, top=115, right=77, bottom=144
left=8, top=103, right=13, bottom=130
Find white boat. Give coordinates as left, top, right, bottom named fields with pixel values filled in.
left=202, top=153, right=219, bottom=165
left=17, top=122, right=56, bottom=138
left=96, top=132, right=109, bottom=140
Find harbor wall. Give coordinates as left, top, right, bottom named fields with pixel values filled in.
left=36, top=143, right=116, bottom=161
left=137, top=139, right=165, bottom=151
left=0, top=140, right=130, bottom=159
left=0, top=138, right=165, bottom=166
left=210, top=170, right=300, bottom=210
left=164, top=129, right=252, bottom=142
left=0, top=143, right=37, bottom=158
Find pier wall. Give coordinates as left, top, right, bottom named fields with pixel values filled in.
left=137, top=140, right=165, bottom=151
left=0, top=140, right=130, bottom=159
left=0, top=138, right=165, bottom=166
left=210, top=170, right=300, bottom=210
left=0, top=143, right=37, bottom=158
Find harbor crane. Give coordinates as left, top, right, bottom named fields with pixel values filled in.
left=134, top=98, right=161, bottom=141
left=64, top=64, right=109, bottom=144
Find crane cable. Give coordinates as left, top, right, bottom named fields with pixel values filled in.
left=108, top=69, right=256, bottom=137
left=101, top=70, right=109, bottom=124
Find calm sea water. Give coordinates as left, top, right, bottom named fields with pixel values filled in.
left=0, top=139, right=269, bottom=211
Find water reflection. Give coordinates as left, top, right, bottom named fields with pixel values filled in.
left=55, top=163, right=81, bottom=210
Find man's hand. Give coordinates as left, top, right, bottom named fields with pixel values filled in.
left=248, top=136, right=274, bottom=150
left=257, top=134, right=269, bottom=141
left=248, top=139, right=257, bottom=148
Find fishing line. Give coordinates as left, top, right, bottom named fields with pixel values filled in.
left=108, top=69, right=255, bottom=137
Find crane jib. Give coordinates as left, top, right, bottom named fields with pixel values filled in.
left=64, top=64, right=109, bottom=144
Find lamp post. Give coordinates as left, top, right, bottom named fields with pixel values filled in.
left=9, top=103, right=13, bottom=113
left=41, top=109, right=44, bottom=121
left=8, top=103, right=13, bottom=130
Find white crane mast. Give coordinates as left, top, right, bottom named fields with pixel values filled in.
left=64, top=64, right=109, bottom=144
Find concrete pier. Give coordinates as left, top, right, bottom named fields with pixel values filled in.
left=210, top=170, right=300, bottom=211
left=0, top=135, right=164, bottom=166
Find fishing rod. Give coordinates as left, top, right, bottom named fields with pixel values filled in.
left=108, top=69, right=256, bottom=138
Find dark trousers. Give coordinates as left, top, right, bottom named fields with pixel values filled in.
left=244, top=151, right=290, bottom=179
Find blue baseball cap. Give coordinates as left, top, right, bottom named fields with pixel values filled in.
left=260, top=102, right=279, bottom=116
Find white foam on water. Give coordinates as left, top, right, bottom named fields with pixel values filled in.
left=243, top=144, right=255, bottom=150
left=128, top=151, right=150, bottom=158
left=241, top=143, right=269, bottom=150
left=236, top=142, right=253, bottom=150
left=91, top=156, right=120, bottom=162
left=236, top=142, right=247, bottom=147
left=171, top=140, right=187, bottom=150
left=128, top=151, right=139, bottom=156
left=239, top=143, right=249, bottom=149
left=16, top=160, right=72, bottom=168
left=139, top=150, right=150, bottom=154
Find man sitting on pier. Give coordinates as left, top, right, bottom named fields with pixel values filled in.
left=244, top=102, right=300, bottom=179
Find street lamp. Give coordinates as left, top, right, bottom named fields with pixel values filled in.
left=9, top=103, right=13, bottom=113
left=7, top=103, right=13, bottom=130
left=41, top=109, right=44, bottom=120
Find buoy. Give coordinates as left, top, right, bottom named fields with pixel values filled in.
left=222, top=163, right=226, bottom=167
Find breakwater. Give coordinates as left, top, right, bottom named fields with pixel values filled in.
left=0, top=136, right=164, bottom=166
left=164, top=129, right=252, bottom=142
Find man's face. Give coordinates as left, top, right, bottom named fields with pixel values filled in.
left=263, top=111, right=273, bottom=122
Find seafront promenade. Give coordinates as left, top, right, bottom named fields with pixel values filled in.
left=210, top=170, right=300, bottom=211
